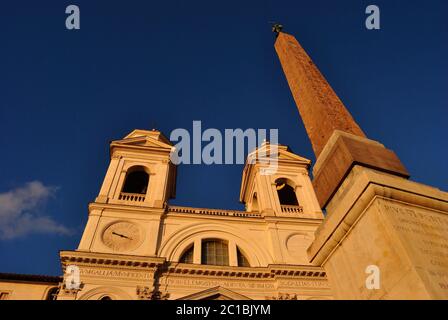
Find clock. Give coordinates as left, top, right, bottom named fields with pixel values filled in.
left=102, top=221, right=143, bottom=252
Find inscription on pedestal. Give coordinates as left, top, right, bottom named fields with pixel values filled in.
left=380, top=199, right=448, bottom=293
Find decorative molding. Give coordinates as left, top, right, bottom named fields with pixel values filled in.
left=280, top=205, right=304, bottom=214
left=163, top=263, right=326, bottom=280
left=266, top=293, right=298, bottom=300
left=168, top=206, right=262, bottom=218
left=60, top=251, right=165, bottom=272
left=178, top=286, right=251, bottom=300
left=88, top=202, right=166, bottom=215
left=136, top=286, right=169, bottom=300
left=58, top=281, right=84, bottom=296
left=77, top=286, right=133, bottom=300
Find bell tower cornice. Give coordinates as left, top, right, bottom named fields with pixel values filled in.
left=109, top=129, right=174, bottom=159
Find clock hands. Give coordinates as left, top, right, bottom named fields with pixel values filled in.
left=112, top=231, right=133, bottom=240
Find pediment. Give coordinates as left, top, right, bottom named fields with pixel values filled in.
left=277, top=149, right=311, bottom=164
left=112, top=136, right=173, bottom=149
left=178, top=286, right=251, bottom=300
left=112, top=129, right=173, bottom=149
left=247, top=143, right=311, bottom=166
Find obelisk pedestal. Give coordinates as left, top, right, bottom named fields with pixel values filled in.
left=307, top=132, right=448, bottom=299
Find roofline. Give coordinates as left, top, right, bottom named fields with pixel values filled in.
left=0, top=272, right=62, bottom=284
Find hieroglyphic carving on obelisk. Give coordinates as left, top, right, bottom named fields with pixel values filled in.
left=274, top=30, right=408, bottom=208
left=274, top=32, right=365, bottom=157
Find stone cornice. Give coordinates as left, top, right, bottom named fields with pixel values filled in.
left=87, top=202, right=322, bottom=225
left=264, top=216, right=324, bottom=225
left=58, top=251, right=327, bottom=283
left=88, top=202, right=165, bottom=215
left=163, top=262, right=326, bottom=279
left=167, top=206, right=323, bottom=224
left=167, top=205, right=262, bottom=219
left=0, top=272, right=61, bottom=284
left=59, top=251, right=166, bottom=271
left=110, top=145, right=172, bottom=161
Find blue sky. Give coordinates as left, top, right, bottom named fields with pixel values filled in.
left=0, top=0, right=447, bottom=276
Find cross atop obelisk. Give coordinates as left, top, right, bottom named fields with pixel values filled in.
left=274, top=31, right=365, bottom=157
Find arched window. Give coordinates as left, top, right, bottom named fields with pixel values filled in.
left=100, top=296, right=112, bottom=300
left=122, top=167, right=149, bottom=194
left=276, top=179, right=299, bottom=206
left=179, top=245, right=194, bottom=264
left=237, top=247, right=250, bottom=267
left=201, top=239, right=229, bottom=266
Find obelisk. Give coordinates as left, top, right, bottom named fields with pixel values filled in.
left=275, top=29, right=448, bottom=299
left=274, top=31, right=409, bottom=208
left=274, top=32, right=365, bottom=158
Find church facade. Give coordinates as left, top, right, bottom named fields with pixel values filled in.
left=1, top=29, right=447, bottom=300
left=57, top=130, right=331, bottom=300
left=0, top=129, right=333, bottom=300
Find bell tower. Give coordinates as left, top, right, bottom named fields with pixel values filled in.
left=239, top=142, right=324, bottom=265
left=240, top=141, right=322, bottom=219
left=77, top=129, right=176, bottom=256
left=95, top=129, right=176, bottom=208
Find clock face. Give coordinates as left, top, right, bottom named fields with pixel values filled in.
left=102, top=222, right=143, bottom=252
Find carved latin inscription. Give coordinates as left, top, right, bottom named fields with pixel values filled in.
left=160, top=277, right=275, bottom=290
left=80, top=268, right=153, bottom=280
left=380, top=199, right=448, bottom=292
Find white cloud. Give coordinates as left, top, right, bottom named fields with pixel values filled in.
left=0, top=181, right=72, bottom=240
